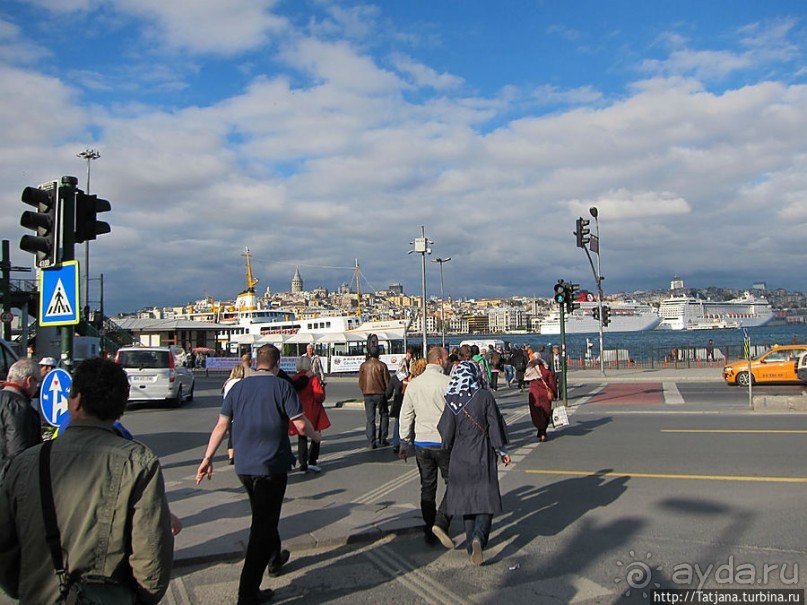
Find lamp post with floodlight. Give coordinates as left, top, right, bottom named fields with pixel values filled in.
left=431, top=257, right=451, bottom=349
left=408, top=226, right=432, bottom=356
left=77, top=149, right=100, bottom=320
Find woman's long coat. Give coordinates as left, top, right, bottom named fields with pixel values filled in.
left=438, top=389, right=509, bottom=516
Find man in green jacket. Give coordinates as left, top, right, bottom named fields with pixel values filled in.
left=0, top=357, right=174, bottom=604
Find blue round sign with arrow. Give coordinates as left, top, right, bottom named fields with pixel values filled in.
left=40, top=368, right=72, bottom=427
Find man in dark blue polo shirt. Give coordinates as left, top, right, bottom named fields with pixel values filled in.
left=197, top=345, right=320, bottom=605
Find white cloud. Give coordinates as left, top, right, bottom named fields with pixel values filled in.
left=390, top=53, right=464, bottom=90
left=116, top=0, right=288, bottom=55
left=3, top=5, right=807, bottom=312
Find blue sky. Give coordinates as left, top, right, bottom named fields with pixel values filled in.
left=2, top=1, right=806, bottom=313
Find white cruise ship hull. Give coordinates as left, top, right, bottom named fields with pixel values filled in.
left=540, top=304, right=661, bottom=335
left=657, top=293, right=774, bottom=330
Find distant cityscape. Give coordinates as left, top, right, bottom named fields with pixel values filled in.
left=126, top=271, right=807, bottom=335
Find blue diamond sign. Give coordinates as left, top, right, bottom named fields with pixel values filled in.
left=39, top=261, right=80, bottom=326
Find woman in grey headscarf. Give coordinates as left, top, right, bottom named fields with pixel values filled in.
left=438, top=361, right=510, bottom=565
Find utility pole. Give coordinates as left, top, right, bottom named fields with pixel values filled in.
left=576, top=208, right=606, bottom=375
left=60, top=176, right=78, bottom=372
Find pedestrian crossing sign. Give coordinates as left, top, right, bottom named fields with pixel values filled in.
left=39, top=261, right=80, bottom=326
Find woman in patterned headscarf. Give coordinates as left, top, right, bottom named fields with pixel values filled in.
left=437, top=361, right=510, bottom=566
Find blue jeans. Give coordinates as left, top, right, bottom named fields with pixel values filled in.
left=504, top=364, right=515, bottom=384
left=391, top=418, right=400, bottom=449
left=363, top=394, right=389, bottom=446
left=463, top=513, right=492, bottom=551
left=238, top=473, right=288, bottom=597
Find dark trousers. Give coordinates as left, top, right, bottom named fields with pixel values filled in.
left=297, top=436, right=321, bottom=469
left=463, top=513, right=493, bottom=551
left=363, top=394, right=389, bottom=446
left=414, top=446, right=452, bottom=534
left=238, top=473, right=288, bottom=597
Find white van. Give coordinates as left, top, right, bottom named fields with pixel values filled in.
left=115, top=346, right=195, bottom=406
left=459, top=339, right=505, bottom=353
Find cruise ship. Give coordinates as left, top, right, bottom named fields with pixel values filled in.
left=657, top=291, right=774, bottom=330
left=540, top=295, right=661, bottom=335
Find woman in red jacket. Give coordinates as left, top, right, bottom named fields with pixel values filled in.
left=527, top=357, right=557, bottom=442
left=290, top=356, right=330, bottom=472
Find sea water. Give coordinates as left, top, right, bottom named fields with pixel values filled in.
left=435, top=323, right=807, bottom=365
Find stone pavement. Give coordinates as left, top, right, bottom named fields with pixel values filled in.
left=166, top=365, right=744, bottom=569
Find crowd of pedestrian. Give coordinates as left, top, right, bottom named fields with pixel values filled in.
left=0, top=338, right=562, bottom=604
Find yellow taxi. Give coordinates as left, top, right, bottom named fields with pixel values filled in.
left=722, top=344, right=807, bottom=386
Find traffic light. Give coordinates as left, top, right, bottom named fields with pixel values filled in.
left=592, top=307, right=600, bottom=321
left=75, top=190, right=111, bottom=243
left=601, top=305, right=611, bottom=327
left=565, top=282, right=580, bottom=314
left=575, top=217, right=590, bottom=248
left=553, top=281, right=566, bottom=304
left=20, top=181, right=60, bottom=268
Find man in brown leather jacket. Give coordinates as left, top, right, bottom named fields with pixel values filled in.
left=358, top=346, right=390, bottom=449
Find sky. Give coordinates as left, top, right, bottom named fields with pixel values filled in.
left=1, top=0, right=806, bottom=315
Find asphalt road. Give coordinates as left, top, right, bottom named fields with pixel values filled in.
left=2, top=376, right=805, bottom=604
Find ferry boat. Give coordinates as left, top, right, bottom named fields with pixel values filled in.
left=539, top=294, right=661, bottom=335
left=174, top=248, right=297, bottom=333
left=657, top=292, right=774, bottom=330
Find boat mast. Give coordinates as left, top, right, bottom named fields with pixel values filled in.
left=244, top=247, right=259, bottom=292
left=355, top=258, right=362, bottom=317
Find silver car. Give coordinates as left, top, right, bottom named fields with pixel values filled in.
left=116, top=346, right=195, bottom=406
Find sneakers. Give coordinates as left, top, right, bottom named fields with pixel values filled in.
left=307, top=464, right=322, bottom=473
left=470, top=537, right=483, bottom=566
left=431, top=525, right=454, bottom=550
left=237, top=588, right=274, bottom=604
left=266, top=549, right=290, bottom=577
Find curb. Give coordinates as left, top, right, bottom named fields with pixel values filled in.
left=172, top=521, right=423, bottom=569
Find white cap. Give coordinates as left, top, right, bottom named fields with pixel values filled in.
left=39, top=357, right=58, bottom=367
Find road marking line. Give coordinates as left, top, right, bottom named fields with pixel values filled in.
left=354, top=468, right=420, bottom=504
left=525, top=469, right=807, bottom=483
left=663, top=381, right=685, bottom=404
left=661, top=429, right=807, bottom=434
left=365, top=544, right=465, bottom=605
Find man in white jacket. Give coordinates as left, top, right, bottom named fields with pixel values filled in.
left=397, top=346, right=454, bottom=549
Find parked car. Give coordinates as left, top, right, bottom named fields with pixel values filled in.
left=722, top=344, right=807, bottom=386
left=0, top=338, right=20, bottom=385
left=115, top=346, right=194, bottom=406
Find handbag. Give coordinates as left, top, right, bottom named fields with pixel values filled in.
left=539, top=375, right=554, bottom=402
left=551, top=405, right=570, bottom=428
left=39, top=440, right=136, bottom=605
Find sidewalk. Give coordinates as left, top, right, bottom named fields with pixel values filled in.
left=169, top=366, right=728, bottom=568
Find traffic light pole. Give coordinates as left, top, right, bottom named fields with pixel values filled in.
left=59, top=176, right=78, bottom=372
left=559, top=302, right=568, bottom=405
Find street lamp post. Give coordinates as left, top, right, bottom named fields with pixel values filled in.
left=77, top=149, right=100, bottom=319
left=431, top=257, right=451, bottom=349
left=408, top=226, right=433, bottom=356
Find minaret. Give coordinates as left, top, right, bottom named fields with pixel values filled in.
left=291, top=267, right=303, bottom=293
